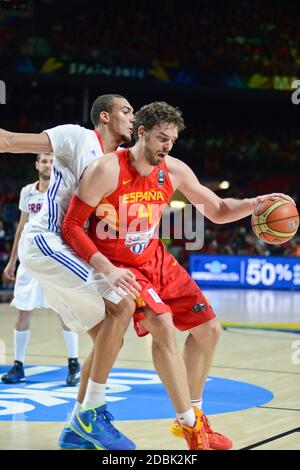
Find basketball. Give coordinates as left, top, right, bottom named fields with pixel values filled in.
left=251, top=198, right=299, bottom=244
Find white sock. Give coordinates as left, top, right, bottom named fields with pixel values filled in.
left=191, top=398, right=203, bottom=410
left=63, top=329, right=78, bottom=358
left=68, top=401, right=81, bottom=424
left=176, top=407, right=196, bottom=427
left=82, top=379, right=106, bottom=410
left=14, top=329, right=30, bottom=363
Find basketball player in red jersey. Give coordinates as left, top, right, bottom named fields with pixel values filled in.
left=62, top=102, right=294, bottom=450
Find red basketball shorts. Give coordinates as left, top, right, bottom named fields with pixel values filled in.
left=114, top=240, right=216, bottom=336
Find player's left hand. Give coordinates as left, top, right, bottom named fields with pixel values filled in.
left=255, top=193, right=296, bottom=206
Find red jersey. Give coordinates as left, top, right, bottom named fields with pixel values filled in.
left=88, top=148, right=174, bottom=266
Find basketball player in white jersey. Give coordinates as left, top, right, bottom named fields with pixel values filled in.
left=1, top=153, right=80, bottom=386
left=0, top=95, right=139, bottom=450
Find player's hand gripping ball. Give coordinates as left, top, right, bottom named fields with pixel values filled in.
left=252, top=198, right=299, bottom=244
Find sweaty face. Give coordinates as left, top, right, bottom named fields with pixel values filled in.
left=36, top=154, right=53, bottom=180
left=144, top=123, right=178, bottom=166
left=108, top=98, right=134, bottom=143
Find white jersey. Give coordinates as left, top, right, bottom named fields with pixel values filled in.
left=12, top=181, right=49, bottom=310
left=19, top=181, right=45, bottom=220
left=27, top=125, right=107, bottom=234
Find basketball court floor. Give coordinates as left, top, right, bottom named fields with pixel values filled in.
left=0, top=288, right=299, bottom=450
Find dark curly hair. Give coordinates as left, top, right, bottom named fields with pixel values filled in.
left=133, top=101, right=185, bottom=141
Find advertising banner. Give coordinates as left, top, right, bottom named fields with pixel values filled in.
left=189, top=254, right=300, bottom=290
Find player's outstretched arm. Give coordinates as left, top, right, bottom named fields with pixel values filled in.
left=0, top=129, right=52, bottom=154
left=168, top=157, right=295, bottom=223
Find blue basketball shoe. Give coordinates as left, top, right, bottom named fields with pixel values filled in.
left=69, top=404, right=136, bottom=450
left=58, top=425, right=95, bottom=449
left=1, top=361, right=25, bottom=384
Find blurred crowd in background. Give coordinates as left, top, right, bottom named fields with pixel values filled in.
left=1, top=0, right=300, bottom=75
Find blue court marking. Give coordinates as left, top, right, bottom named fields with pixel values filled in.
left=0, top=366, right=273, bottom=422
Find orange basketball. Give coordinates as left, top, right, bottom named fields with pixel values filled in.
left=251, top=198, right=299, bottom=244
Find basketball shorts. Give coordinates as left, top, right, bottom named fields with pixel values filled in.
left=114, top=240, right=216, bottom=336
left=18, top=226, right=123, bottom=333
left=11, top=262, right=50, bottom=311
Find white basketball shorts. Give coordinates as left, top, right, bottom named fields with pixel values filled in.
left=11, top=262, right=50, bottom=311
left=18, top=227, right=123, bottom=333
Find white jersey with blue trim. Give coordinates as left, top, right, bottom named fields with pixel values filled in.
left=19, top=181, right=45, bottom=221
left=18, top=125, right=124, bottom=329
left=27, top=124, right=105, bottom=235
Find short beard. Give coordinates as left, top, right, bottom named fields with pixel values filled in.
left=39, top=172, right=51, bottom=181
left=145, top=151, right=160, bottom=166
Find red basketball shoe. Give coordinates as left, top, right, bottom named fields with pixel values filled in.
left=170, top=407, right=232, bottom=450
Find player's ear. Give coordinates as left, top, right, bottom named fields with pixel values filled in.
left=137, top=125, right=146, bottom=140
left=100, top=111, right=110, bottom=124
left=35, top=160, right=39, bottom=171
